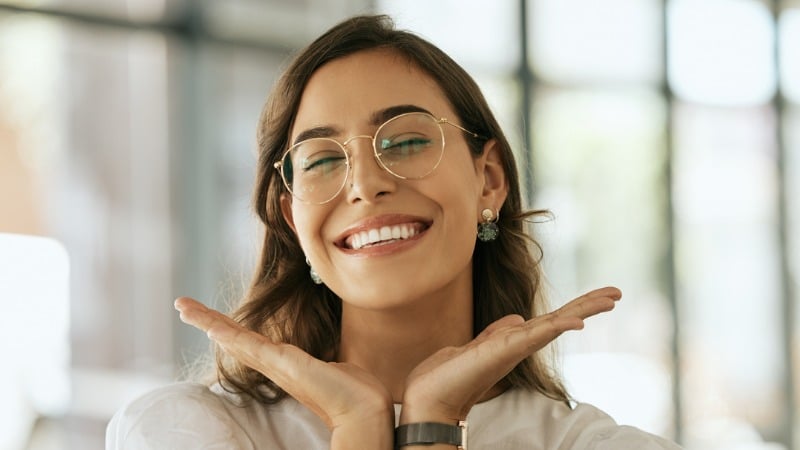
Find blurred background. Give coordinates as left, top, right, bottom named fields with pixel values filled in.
left=0, top=0, right=797, bottom=448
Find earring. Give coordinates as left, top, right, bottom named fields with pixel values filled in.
left=306, top=258, right=323, bottom=285
left=477, top=208, right=499, bottom=242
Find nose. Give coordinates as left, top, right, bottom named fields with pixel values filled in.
left=343, top=136, right=397, bottom=203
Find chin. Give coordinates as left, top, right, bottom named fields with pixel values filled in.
left=336, top=280, right=431, bottom=311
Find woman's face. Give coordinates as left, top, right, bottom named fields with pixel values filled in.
left=281, top=49, right=505, bottom=310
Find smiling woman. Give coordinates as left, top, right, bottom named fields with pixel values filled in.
left=106, top=15, right=681, bottom=450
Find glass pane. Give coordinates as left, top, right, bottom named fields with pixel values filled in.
left=0, top=0, right=187, bottom=23
left=528, top=0, right=662, bottom=84
left=200, top=0, right=372, bottom=49
left=470, top=74, right=525, bottom=200
left=376, top=0, right=520, bottom=72
left=787, top=104, right=800, bottom=448
left=0, top=17, right=72, bottom=449
left=672, top=103, right=786, bottom=447
left=531, top=88, right=675, bottom=438
left=668, top=0, right=776, bottom=106
left=780, top=8, right=800, bottom=103
left=0, top=13, right=174, bottom=372
left=0, top=9, right=290, bottom=444
left=191, top=42, right=285, bottom=308
left=0, top=12, right=179, bottom=445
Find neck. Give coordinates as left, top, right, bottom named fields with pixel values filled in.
left=336, top=273, right=474, bottom=403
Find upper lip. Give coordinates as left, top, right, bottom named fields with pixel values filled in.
left=334, top=214, right=432, bottom=248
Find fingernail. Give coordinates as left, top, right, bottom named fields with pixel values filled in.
left=174, top=298, right=185, bottom=311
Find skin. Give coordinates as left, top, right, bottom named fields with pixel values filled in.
left=175, top=49, right=622, bottom=449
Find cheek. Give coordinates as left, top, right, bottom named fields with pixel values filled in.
left=444, top=158, right=482, bottom=210
left=434, top=167, right=481, bottom=240
left=446, top=198, right=479, bottom=245
left=290, top=207, right=325, bottom=253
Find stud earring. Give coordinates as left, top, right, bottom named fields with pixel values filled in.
left=477, top=208, right=499, bottom=242
left=306, top=258, right=323, bottom=285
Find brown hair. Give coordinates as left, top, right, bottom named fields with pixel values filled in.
left=216, top=14, right=568, bottom=405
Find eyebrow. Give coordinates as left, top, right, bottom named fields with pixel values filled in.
left=369, top=104, right=433, bottom=126
left=292, top=126, right=338, bottom=146
left=291, top=104, right=434, bottom=146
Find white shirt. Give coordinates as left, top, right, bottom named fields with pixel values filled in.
left=107, top=382, right=681, bottom=449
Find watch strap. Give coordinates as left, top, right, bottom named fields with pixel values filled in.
left=395, top=421, right=467, bottom=449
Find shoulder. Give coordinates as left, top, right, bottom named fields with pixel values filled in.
left=106, top=382, right=331, bottom=450
left=469, top=389, right=681, bottom=450
left=555, top=400, right=681, bottom=450
left=105, top=382, right=255, bottom=450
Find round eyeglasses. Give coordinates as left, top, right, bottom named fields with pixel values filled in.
left=274, top=112, right=479, bottom=204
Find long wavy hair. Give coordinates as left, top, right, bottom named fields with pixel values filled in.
left=216, top=14, right=568, bottom=405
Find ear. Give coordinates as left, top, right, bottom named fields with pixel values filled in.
left=279, top=193, right=298, bottom=235
left=476, top=139, right=508, bottom=212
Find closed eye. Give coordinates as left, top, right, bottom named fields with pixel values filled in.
left=380, top=137, right=433, bottom=156
left=302, top=155, right=347, bottom=172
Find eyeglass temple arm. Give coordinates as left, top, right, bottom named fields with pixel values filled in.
left=438, top=118, right=481, bottom=139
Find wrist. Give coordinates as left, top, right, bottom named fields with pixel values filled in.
left=330, top=407, right=394, bottom=450
left=398, top=399, right=466, bottom=425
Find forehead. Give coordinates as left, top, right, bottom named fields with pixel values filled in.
left=291, top=49, right=454, bottom=140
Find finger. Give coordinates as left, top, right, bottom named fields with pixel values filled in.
left=174, top=296, right=208, bottom=314
left=174, top=297, right=240, bottom=336
left=477, top=287, right=622, bottom=357
left=514, top=288, right=623, bottom=349
left=495, top=296, right=615, bottom=357
left=440, top=315, right=579, bottom=398
left=549, top=287, right=621, bottom=321
left=585, top=286, right=622, bottom=300
left=175, top=299, right=322, bottom=387
left=476, top=287, right=620, bottom=352
left=174, top=296, right=202, bottom=308
left=408, top=289, right=621, bottom=414
left=174, top=298, right=286, bottom=373
left=214, top=329, right=367, bottom=422
left=174, top=298, right=373, bottom=427
left=175, top=300, right=277, bottom=365
left=208, top=323, right=299, bottom=383
left=478, top=315, right=582, bottom=366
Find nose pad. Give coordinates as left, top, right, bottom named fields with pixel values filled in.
left=343, top=135, right=396, bottom=202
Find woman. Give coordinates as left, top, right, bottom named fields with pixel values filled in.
left=107, top=15, right=680, bottom=449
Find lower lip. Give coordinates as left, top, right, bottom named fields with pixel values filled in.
left=339, top=228, right=428, bottom=257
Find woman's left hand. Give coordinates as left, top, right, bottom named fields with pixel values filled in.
left=399, top=286, right=621, bottom=425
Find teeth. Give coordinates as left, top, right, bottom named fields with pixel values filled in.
left=347, top=223, right=421, bottom=250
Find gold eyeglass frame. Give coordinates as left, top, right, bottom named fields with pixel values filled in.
left=273, top=112, right=480, bottom=204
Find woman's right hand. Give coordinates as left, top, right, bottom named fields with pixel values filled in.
left=174, top=297, right=394, bottom=450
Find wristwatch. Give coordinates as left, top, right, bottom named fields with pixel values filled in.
left=395, top=421, right=468, bottom=449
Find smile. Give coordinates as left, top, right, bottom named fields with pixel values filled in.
left=343, top=222, right=427, bottom=250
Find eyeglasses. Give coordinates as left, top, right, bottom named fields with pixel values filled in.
left=274, top=112, right=479, bottom=204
